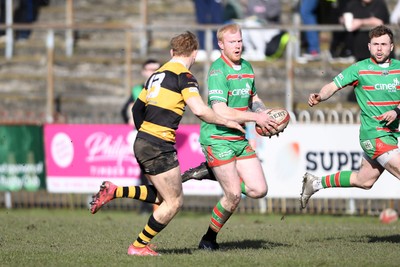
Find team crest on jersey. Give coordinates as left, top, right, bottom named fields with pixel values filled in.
left=209, top=69, right=222, bottom=76
left=382, top=70, right=389, bottom=76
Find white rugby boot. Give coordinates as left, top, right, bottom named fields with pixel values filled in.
left=300, top=172, right=320, bottom=209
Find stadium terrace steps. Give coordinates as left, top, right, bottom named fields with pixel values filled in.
left=2, top=0, right=396, bottom=124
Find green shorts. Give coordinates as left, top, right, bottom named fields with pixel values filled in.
left=360, top=135, right=399, bottom=159
left=201, top=140, right=257, bottom=167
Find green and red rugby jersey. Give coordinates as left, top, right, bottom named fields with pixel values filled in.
left=199, top=56, right=256, bottom=145
left=333, top=58, right=400, bottom=139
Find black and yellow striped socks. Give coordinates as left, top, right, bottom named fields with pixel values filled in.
left=114, top=185, right=157, bottom=203
left=133, top=214, right=166, bottom=247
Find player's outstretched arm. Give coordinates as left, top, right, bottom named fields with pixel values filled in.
left=208, top=98, right=278, bottom=134
left=186, top=96, right=245, bottom=133
left=309, top=82, right=340, bottom=107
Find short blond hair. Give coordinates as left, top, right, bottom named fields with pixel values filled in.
left=217, top=23, right=242, bottom=42
left=170, top=31, right=199, bottom=57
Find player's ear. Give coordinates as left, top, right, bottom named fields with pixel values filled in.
left=218, top=41, right=223, bottom=50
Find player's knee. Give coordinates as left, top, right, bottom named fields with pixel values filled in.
left=170, top=196, right=184, bottom=212
left=246, top=185, right=268, bottom=198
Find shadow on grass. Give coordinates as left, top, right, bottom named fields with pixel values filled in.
left=159, top=239, right=289, bottom=255
left=367, top=235, right=400, bottom=243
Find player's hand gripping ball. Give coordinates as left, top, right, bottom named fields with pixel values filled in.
left=255, top=108, right=290, bottom=137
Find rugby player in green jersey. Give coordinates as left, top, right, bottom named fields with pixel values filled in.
left=195, top=23, right=279, bottom=250
left=301, top=25, right=400, bottom=209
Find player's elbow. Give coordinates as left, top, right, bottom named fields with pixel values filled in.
left=190, top=103, right=210, bottom=119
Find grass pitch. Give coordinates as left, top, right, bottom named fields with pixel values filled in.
left=1, top=209, right=399, bottom=267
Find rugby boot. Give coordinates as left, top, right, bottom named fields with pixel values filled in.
left=300, top=172, right=320, bottom=209
left=127, top=244, right=160, bottom=256
left=198, top=235, right=219, bottom=251
left=90, top=181, right=117, bottom=214
left=181, top=162, right=216, bottom=183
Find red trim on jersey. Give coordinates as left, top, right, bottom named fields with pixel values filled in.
left=367, top=101, right=400, bottom=106
left=362, top=85, right=374, bottom=90
left=376, top=127, right=399, bottom=132
left=226, top=74, right=255, bottom=80
left=359, top=70, right=384, bottom=75
left=234, top=107, right=249, bottom=111
left=221, top=54, right=234, bottom=67
left=210, top=135, right=245, bottom=140
left=370, top=57, right=392, bottom=65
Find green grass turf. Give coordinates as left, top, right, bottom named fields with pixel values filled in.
left=1, top=209, right=399, bottom=267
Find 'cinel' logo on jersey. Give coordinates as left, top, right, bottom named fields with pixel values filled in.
left=229, top=83, right=252, bottom=97
left=229, top=88, right=251, bottom=96
left=374, top=78, right=400, bottom=92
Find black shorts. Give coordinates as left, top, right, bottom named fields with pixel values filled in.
left=133, top=137, right=179, bottom=175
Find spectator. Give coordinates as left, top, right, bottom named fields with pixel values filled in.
left=0, top=0, right=5, bottom=36
left=14, top=0, right=41, bottom=41
left=120, top=59, right=161, bottom=215
left=320, top=0, right=354, bottom=62
left=120, top=59, right=160, bottom=125
left=341, top=0, right=390, bottom=102
left=390, top=0, right=400, bottom=25
left=238, top=0, right=287, bottom=61
left=342, top=0, right=390, bottom=61
left=192, top=0, right=224, bottom=61
left=223, top=0, right=246, bottom=23
left=299, top=0, right=321, bottom=60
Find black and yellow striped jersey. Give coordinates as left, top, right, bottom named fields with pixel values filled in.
left=135, top=60, right=201, bottom=144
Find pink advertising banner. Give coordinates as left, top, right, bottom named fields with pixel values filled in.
left=44, top=124, right=221, bottom=194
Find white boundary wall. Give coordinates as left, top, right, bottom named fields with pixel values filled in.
left=259, top=123, right=400, bottom=199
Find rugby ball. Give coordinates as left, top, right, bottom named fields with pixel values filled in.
left=255, top=108, right=290, bottom=137
left=379, top=208, right=398, bottom=224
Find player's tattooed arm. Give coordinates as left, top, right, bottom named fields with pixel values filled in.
left=210, top=100, right=224, bottom=107
left=250, top=100, right=267, bottom=113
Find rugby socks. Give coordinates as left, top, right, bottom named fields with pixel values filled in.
left=114, top=185, right=158, bottom=203
left=133, top=214, right=166, bottom=248
left=203, top=201, right=233, bottom=241
left=321, top=171, right=352, bottom=188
